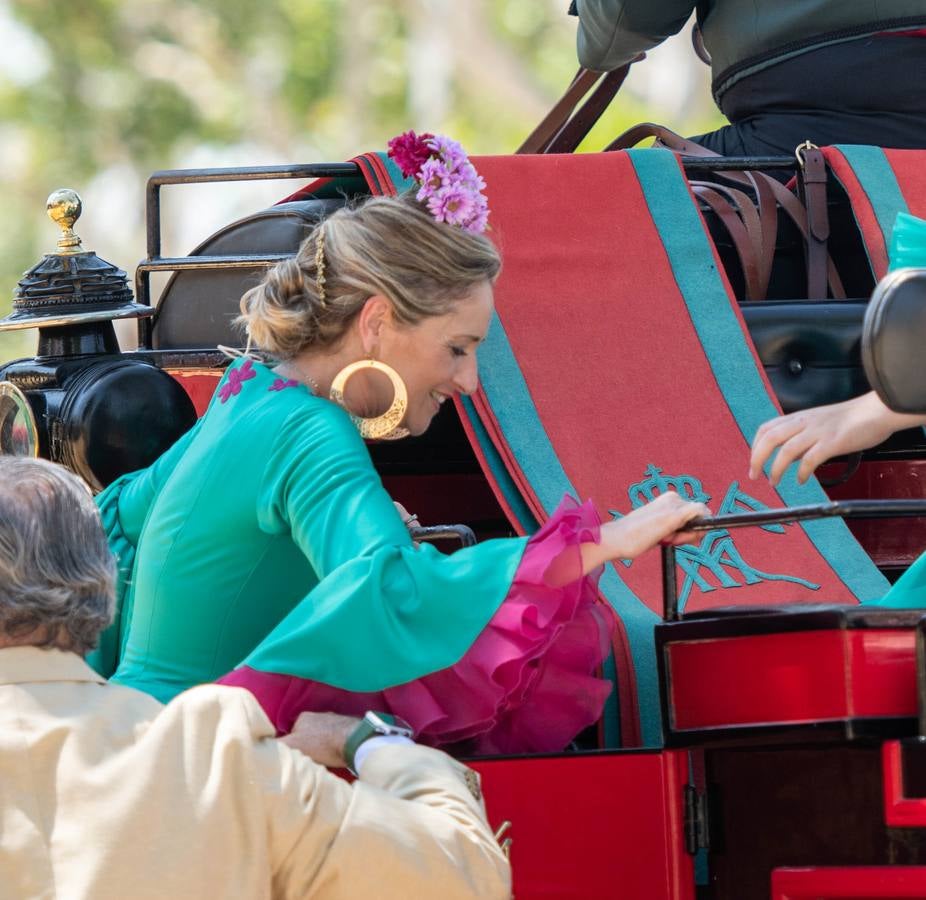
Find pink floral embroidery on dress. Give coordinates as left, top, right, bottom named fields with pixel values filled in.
left=269, top=378, right=299, bottom=392
left=219, top=359, right=257, bottom=403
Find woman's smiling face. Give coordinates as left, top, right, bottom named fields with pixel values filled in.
left=379, top=279, right=494, bottom=435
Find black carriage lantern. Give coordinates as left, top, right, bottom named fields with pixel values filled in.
left=0, top=189, right=196, bottom=491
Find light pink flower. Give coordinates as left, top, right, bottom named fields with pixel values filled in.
left=463, top=199, right=490, bottom=234
left=416, top=157, right=452, bottom=199
left=427, top=185, right=478, bottom=226
left=458, top=163, right=486, bottom=193
left=427, top=135, right=468, bottom=172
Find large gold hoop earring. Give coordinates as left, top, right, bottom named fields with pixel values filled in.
left=329, top=359, right=410, bottom=441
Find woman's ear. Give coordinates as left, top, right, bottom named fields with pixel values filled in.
left=357, top=295, right=394, bottom=355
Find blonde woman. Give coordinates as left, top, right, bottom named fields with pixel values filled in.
left=97, top=136, right=706, bottom=754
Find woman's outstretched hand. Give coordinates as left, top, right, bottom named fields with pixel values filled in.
left=584, top=491, right=710, bottom=574
left=749, top=391, right=926, bottom=487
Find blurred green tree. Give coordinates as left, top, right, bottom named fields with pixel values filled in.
left=0, top=0, right=721, bottom=360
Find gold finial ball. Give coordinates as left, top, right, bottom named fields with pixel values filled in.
left=45, top=188, right=84, bottom=254
left=46, top=188, right=82, bottom=231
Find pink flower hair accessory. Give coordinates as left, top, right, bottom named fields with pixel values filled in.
left=387, top=131, right=490, bottom=234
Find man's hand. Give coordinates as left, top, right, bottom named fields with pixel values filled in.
left=280, top=711, right=362, bottom=768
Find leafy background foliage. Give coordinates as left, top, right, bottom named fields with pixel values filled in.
left=0, top=0, right=721, bottom=360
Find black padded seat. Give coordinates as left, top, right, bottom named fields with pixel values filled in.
left=743, top=300, right=868, bottom=414
left=152, top=198, right=347, bottom=350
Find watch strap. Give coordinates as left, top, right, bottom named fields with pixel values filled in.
left=344, top=711, right=414, bottom=774
left=344, top=717, right=378, bottom=774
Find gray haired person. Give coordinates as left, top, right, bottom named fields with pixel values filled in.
left=0, top=456, right=114, bottom=653
left=0, top=457, right=510, bottom=900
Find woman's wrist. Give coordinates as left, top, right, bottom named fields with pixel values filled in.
left=582, top=519, right=625, bottom=572
left=884, top=407, right=926, bottom=432
left=859, top=391, right=926, bottom=440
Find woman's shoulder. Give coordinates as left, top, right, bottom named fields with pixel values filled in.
left=213, top=357, right=363, bottom=448
left=212, top=357, right=315, bottom=418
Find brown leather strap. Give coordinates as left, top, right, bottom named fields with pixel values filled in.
left=749, top=175, right=778, bottom=301
left=545, top=65, right=634, bottom=154
left=606, top=122, right=845, bottom=300
left=516, top=68, right=601, bottom=154
left=691, top=183, right=763, bottom=300
left=797, top=146, right=830, bottom=299
left=773, top=183, right=845, bottom=299
left=740, top=173, right=843, bottom=299
left=605, top=122, right=711, bottom=155
left=692, top=181, right=775, bottom=300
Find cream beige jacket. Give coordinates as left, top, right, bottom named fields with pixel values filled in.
left=0, top=647, right=511, bottom=900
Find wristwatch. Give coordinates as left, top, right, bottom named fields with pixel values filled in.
left=344, top=711, right=415, bottom=774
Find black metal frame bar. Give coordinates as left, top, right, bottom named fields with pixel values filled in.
left=661, top=499, right=926, bottom=621
left=138, top=162, right=361, bottom=348
left=409, top=524, right=477, bottom=548
left=136, top=154, right=800, bottom=348
left=144, top=162, right=361, bottom=258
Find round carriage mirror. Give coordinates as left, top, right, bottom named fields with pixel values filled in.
left=0, top=382, right=38, bottom=457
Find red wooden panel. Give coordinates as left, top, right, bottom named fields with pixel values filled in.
left=469, top=751, right=694, bottom=900
left=666, top=630, right=916, bottom=731
left=822, top=460, right=926, bottom=569
left=772, top=865, right=926, bottom=898
left=167, top=369, right=222, bottom=417
left=882, top=741, right=926, bottom=828
left=380, top=473, right=504, bottom=527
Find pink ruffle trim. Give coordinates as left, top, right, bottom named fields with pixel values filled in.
left=219, top=496, right=616, bottom=755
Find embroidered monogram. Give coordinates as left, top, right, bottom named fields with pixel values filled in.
left=611, top=464, right=820, bottom=611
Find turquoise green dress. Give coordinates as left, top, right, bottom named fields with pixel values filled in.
left=95, top=357, right=528, bottom=702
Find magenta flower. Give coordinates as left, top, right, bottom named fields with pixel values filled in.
left=387, top=130, right=434, bottom=179
left=219, top=358, right=256, bottom=403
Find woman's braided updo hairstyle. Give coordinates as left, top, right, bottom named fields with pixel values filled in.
left=237, top=194, right=501, bottom=359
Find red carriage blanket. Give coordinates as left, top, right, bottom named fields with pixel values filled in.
left=823, top=145, right=926, bottom=278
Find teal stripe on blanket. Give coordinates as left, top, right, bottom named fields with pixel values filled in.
left=373, top=152, right=414, bottom=192
left=477, top=312, right=664, bottom=747
left=458, top=395, right=538, bottom=535
left=462, top=390, right=625, bottom=746
left=628, top=149, right=888, bottom=603
left=834, top=145, right=909, bottom=258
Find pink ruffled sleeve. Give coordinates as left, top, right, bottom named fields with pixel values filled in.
left=516, top=494, right=605, bottom=588
left=220, top=495, right=617, bottom=756
left=468, top=494, right=615, bottom=754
